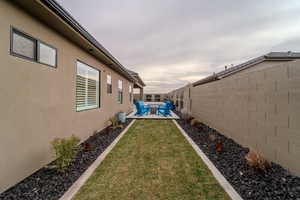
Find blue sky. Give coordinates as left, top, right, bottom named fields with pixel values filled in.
left=57, top=0, right=300, bottom=93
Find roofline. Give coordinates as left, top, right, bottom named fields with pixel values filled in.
left=40, top=0, right=136, bottom=82
left=193, top=52, right=300, bottom=87
left=136, top=76, right=146, bottom=87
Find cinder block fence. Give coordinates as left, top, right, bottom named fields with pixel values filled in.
left=173, top=60, right=300, bottom=176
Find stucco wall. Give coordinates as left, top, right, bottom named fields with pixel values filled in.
left=0, top=1, right=133, bottom=192
left=191, top=60, right=300, bottom=176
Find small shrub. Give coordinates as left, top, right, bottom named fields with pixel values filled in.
left=245, top=149, right=270, bottom=171
left=51, top=135, right=81, bottom=172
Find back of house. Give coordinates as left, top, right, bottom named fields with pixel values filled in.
left=0, top=0, right=144, bottom=193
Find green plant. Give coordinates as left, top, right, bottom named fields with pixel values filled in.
left=245, top=149, right=270, bottom=171
left=50, top=135, right=81, bottom=172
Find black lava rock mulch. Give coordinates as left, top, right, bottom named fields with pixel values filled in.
left=0, top=119, right=132, bottom=200
left=176, top=113, right=300, bottom=200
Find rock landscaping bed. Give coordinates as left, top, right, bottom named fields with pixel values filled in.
left=0, top=119, right=132, bottom=200
left=176, top=113, right=300, bottom=200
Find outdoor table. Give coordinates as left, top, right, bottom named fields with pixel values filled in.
left=145, top=103, right=163, bottom=115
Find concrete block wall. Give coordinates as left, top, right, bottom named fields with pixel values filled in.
left=168, top=84, right=192, bottom=114
left=191, top=60, right=300, bottom=176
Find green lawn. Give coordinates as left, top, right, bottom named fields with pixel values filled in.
left=74, top=120, right=230, bottom=200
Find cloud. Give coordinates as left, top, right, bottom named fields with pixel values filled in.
left=57, top=0, right=300, bottom=93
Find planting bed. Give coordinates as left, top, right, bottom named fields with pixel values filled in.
left=175, top=114, right=300, bottom=200
left=0, top=119, right=132, bottom=200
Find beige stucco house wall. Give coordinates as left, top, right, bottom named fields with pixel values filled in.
left=0, top=1, right=136, bottom=192
left=191, top=61, right=300, bottom=176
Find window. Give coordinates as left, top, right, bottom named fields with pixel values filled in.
left=117, top=80, right=123, bottom=104
left=155, top=94, right=160, bottom=102
left=76, top=61, right=100, bottom=111
left=11, top=29, right=36, bottom=60
left=11, top=28, right=57, bottom=67
left=38, top=42, right=57, bottom=67
left=129, top=85, right=133, bottom=102
left=146, top=94, right=152, bottom=102
left=107, top=74, right=112, bottom=94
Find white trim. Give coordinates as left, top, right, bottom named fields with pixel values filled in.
left=172, top=120, right=243, bottom=200
left=59, top=119, right=136, bottom=200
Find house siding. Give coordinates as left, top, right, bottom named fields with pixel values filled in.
left=0, top=1, right=133, bottom=192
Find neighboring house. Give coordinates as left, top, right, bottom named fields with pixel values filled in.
left=0, top=0, right=144, bottom=193
left=139, top=93, right=168, bottom=102
left=169, top=52, right=300, bottom=115
left=193, top=51, right=300, bottom=86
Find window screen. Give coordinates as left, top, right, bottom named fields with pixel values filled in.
left=11, top=28, right=57, bottom=68
left=38, top=42, right=57, bottom=67
left=12, top=30, right=36, bottom=60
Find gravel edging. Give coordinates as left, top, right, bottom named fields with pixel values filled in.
left=0, top=119, right=133, bottom=200
left=59, top=119, right=136, bottom=200
left=173, top=120, right=243, bottom=200
left=175, top=113, right=300, bottom=200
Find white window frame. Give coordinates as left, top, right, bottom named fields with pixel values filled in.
left=117, top=80, right=123, bottom=104
left=107, top=74, right=112, bottom=94
left=76, top=61, right=100, bottom=111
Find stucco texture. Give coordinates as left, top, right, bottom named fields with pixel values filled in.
left=0, top=1, right=133, bottom=192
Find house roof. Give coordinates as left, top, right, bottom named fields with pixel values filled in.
left=14, top=0, right=141, bottom=84
left=127, top=69, right=146, bottom=87
left=193, top=51, right=300, bottom=87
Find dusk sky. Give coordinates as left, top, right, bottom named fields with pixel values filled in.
left=56, top=0, right=300, bottom=93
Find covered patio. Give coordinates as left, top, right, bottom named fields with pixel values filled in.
left=127, top=69, right=145, bottom=101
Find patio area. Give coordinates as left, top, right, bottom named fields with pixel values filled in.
left=127, top=102, right=180, bottom=119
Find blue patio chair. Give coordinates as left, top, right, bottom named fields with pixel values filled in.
left=135, top=101, right=150, bottom=116
left=157, top=102, right=171, bottom=116
left=164, top=101, right=175, bottom=110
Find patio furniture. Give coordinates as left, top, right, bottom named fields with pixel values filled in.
left=150, top=106, right=157, bottom=114
left=164, top=101, right=175, bottom=110
left=157, top=102, right=171, bottom=116
left=135, top=101, right=150, bottom=116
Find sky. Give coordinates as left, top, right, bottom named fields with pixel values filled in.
left=56, top=0, right=300, bottom=93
